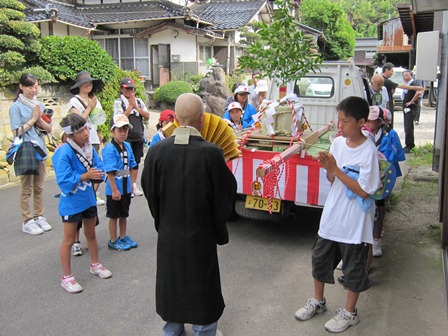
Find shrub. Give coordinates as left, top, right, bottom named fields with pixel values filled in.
left=189, top=74, right=203, bottom=95
left=38, top=36, right=117, bottom=83
left=154, top=81, right=192, bottom=106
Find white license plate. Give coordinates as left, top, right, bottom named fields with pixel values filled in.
left=245, top=195, right=281, bottom=213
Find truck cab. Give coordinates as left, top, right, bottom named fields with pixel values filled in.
left=268, top=60, right=371, bottom=125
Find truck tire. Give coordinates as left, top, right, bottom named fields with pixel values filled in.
left=234, top=196, right=291, bottom=222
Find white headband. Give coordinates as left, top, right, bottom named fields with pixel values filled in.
left=62, top=123, right=87, bottom=135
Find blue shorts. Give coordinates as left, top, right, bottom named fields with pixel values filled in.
left=62, top=206, right=97, bottom=223
left=312, top=235, right=371, bottom=292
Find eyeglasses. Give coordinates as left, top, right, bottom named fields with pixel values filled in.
left=123, top=87, right=135, bottom=91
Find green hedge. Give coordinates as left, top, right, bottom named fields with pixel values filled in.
left=154, top=81, right=193, bottom=106
left=38, top=36, right=117, bottom=83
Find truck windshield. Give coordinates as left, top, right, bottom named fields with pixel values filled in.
left=294, top=76, right=334, bottom=98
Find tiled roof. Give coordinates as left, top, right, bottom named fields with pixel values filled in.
left=190, top=0, right=267, bottom=30
left=21, top=0, right=267, bottom=31
left=22, top=0, right=185, bottom=28
left=81, top=1, right=185, bottom=25
left=22, top=0, right=93, bottom=28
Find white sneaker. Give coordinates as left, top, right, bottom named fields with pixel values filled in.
left=35, top=216, right=52, bottom=231
left=71, top=242, right=83, bottom=256
left=336, top=259, right=343, bottom=270
left=22, top=219, right=44, bottom=235
left=90, top=263, right=112, bottom=279
left=372, top=239, right=382, bottom=257
left=133, top=185, right=143, bottom=196
left=295, top=297, right=327, bottom=321
left=61, top=275, right=83, bottom=294
left=96, top=194, right=105, bottom=206
left=324, top=308, right=359, bottom=333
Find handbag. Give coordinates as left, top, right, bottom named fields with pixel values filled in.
left=13, top=127, right=39, bottom=176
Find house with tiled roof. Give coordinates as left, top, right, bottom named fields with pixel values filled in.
left=21, top=0, right=322, bottom=88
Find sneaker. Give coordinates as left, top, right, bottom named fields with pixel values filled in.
left=71, top=242, right=83, bottom=256
left=336, top=259, right=343, bottom=270
left=96, top=195, right=105, bottom=206
left=324, top=308, right=359, bottom=333
left=108, top=238, right=131, bottom=251
left=22, top=219, right=44, bottom=235
left=295, top=297, right=327, bottom=321
left=90, top=263, right=112, bottom=279
left=35, top=216, right=52, bottom=231
left=133, top=185, right=144, bottom=196
left=61, top=275, right=83, bottom=293
left=121, top=235, right=138, bottom=248
left=372, top=239, right=382, bottom=257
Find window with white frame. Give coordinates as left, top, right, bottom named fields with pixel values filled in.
left=94, top=30, right=150, bottom=77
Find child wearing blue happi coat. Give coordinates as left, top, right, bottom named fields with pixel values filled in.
left=365, top=106, right=397, bottom=265
left=52, top=113, right=112, bottom=294
left=102, top=114, right=139, bottom=251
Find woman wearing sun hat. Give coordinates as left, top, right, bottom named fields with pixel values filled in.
left=67, top=71, right=105, bottom=152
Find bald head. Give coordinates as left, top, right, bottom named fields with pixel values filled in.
left=371, top=74, right=385, bottom=92
left=175, top=93, right=205, bottom=128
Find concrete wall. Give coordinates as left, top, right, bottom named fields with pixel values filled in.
left=0, top=84, right=72, bottom=145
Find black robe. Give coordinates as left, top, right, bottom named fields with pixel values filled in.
left=141, top=128, right=237, bottom=325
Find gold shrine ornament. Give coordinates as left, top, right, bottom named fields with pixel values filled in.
left=162, top=112, right=241, bottom=161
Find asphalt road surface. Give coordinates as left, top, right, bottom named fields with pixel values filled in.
left=1, top=101, right=446, bottom=336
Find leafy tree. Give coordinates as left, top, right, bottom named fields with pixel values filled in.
left=339, top=0, right=411, bottom=38
left=299, top=0, right=355, bottom=60
left=238, top=21, right=264, bottom=47
left=0, top=0, right=53, bottom=86
left=238, top=0, right=321, bottom=86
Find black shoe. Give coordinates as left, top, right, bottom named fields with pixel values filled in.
left=404, top=146, right=414, bottom=154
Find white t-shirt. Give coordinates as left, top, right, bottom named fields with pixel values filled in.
left=67, top=96, right=102, bottom=145
left=370, top=85, right=389, bottom=110
left=318, top=136, right=380, bottom=245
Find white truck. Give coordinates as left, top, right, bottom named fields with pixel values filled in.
left=227, top=60, right=371, bottom=221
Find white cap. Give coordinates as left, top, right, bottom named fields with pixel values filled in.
left=228, top=102, right=243, bottom=112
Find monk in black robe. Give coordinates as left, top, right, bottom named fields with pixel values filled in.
left=142, top=93, right=237, bottom=336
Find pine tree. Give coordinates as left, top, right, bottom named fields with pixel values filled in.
left=0, top=0, right=53, bottom=86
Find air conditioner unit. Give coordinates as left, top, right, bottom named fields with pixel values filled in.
left=171, top=55, right=180, bottom=62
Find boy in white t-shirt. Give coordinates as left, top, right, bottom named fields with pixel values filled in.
left=295, top=96, right=380, bottom=333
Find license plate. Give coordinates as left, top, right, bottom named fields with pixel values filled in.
left=245, top=195, right=281, bottom=213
